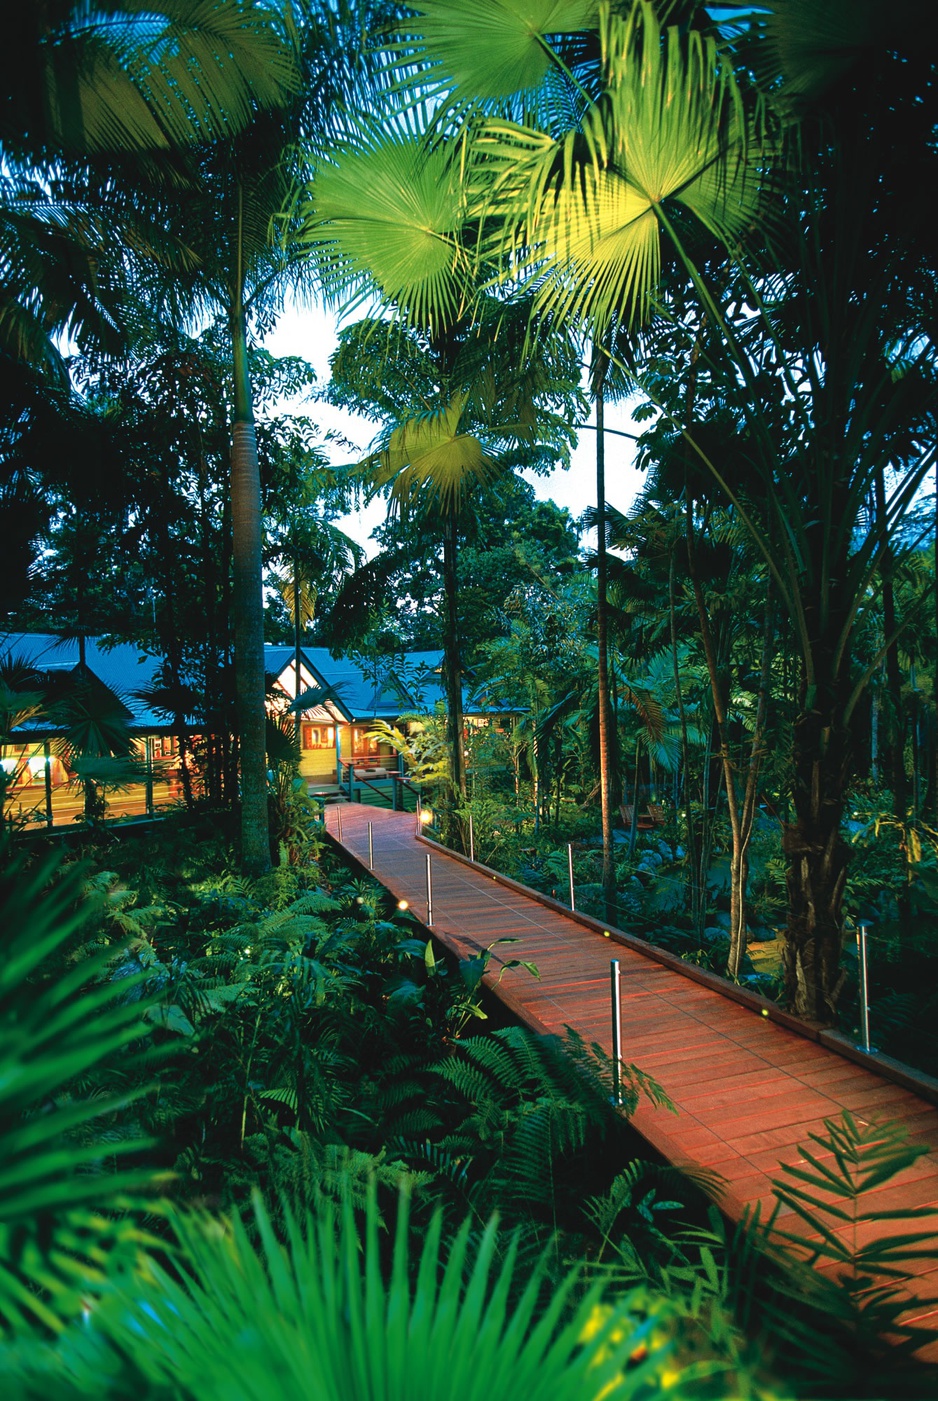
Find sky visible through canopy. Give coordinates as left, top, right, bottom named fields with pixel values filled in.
left=263, top=301, right=644, bottom=556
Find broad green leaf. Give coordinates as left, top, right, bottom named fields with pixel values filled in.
left=471, top=4, right=764, bottom=337
left=365, top=392, right=498, bottom=510
left=396, top=0, right=599, bottom=100
left=28, top=0, right=300, bottom=155
left=298, top=134, right=472, bottom=335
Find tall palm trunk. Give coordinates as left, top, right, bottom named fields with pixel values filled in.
left=442, top=508, right=467, bottom=829
left=783, top=691, right=852, bottom=1022
left=230, top=270, right=270, bottom=875
left=594, top=371, right=616, bottom=926
left=670, top=543, right=701, bottom=928
left=685, top=494, right=745, bottom=970
left=157, top=511, right=195, bottom=810
left=220, top=487, right=238, bottom=805
left=293, top=544, right=303, bottom=755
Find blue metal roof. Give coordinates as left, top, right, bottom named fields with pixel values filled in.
left=1, top=633, right=170, bottom=733
left=266, top=647, right=499, bottom=718
left=270, top=646, right=408, bottom=722
left=1, top=636, right=506, bottom=741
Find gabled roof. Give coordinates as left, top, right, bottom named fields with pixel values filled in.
left=264, top=645, right=301, bottom=679
left=267, top=646, right=508, bottom=719
left=1, top=633, right=170, bottom=733
left=267, top=645, right=408, bottom=723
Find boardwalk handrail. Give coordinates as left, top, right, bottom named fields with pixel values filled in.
left=412, top=828, right=938, bottom=1109
left=325, top=805, right=938, bottom=1343
left=341, top=762, right=420, bottom=811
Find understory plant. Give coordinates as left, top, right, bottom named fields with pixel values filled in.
left=3, top=813, right=938, bottom=1398
left=5, top=1192, right=731, bottom=1401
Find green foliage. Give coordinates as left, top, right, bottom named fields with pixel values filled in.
left=0, top=845, right=164, bottom=1333
left=5, top=813, right=938, bottom=1396
left=727, top=1111, right=938, bottom=1396
left=267, top=765, right=325, bottom=868
left=368, top=712, right=450, bottom=788
left=424, top=1025, right=675, bottom=1243
left=10, top=1190, right=709, bottom=1401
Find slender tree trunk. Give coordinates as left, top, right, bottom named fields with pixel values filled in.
left=686, top=496, right=747, bottom=975
left=627, top=740, right=640, bottom=858
left=158, top=514, right=194, bottom=811
left=230, top=282, right=270, bottom=875
left=555, top=747, right=563, bottom=831
left=219, top=489, right=237, bottom=806
left=200, top=446, right=224, bottom=806
left=532, top=731, right=540, bottom=837
left=293, top=544, right=303, bottom=755
left=670, top=544, right=700, bottom=924
left=871, top=676, right=880, bottom=784
left=442, top=508, right=467, bottom=842
left=875, top=470, right=908, bottom=822
left=911, top=669, right=921, bottom=817
left=782, top=514, right=853, bottom=1022
left=731, top=582, right=775, bottom=973
left=933, top=479, right=938, bottom=818
left=782, top=696, right=852, bottom=1022
left=594, top=370, right=616, bottom=926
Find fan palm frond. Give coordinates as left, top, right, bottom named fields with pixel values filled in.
left=470, top=2, right=769, bottom=337
left=65, top=1189, right=682, bottom=1400
left=389, top=0, right=599, bottom=104
left=295, top=129, right=475, bottom=336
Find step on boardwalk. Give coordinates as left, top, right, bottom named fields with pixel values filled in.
left=328, top=805, right=938, bottom=1344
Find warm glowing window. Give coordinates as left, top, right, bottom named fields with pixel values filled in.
left=302, top=724, right=335, bottom=750
left=351, top=727, right=381, bottom=757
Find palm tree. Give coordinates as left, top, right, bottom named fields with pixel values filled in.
left=6, top=4, right=399, bottom=873
left=151, top=3, right=409, bottom=873
left=388, top=1, right=764, bottom=916
left=3, top=2, right=307, bottom=870
left=386, top=2, right=938, bottom=1024
left=290, top=130, right=487, bottom=805
left=0, top=1, right=299, bottom=373
left=292, top=134, right=583, bottom=817
left=265, top=457, right=364, bottom=748
left=587, top=1, right=938, bottom=1017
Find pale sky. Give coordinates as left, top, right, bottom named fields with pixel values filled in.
left=262, top=302, right=646, bottom=555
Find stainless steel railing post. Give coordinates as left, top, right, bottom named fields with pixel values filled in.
left=857, top=923, right=872, bottom=1052
left=610, top=959, right=622, bottom=1106
left=426, top=852, right=433, bottom=926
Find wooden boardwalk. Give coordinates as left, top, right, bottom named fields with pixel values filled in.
left=328, top=804, right=938, bottom=1340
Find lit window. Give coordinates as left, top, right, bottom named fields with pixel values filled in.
left=302, top=724, right=335, bottom=749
